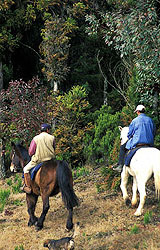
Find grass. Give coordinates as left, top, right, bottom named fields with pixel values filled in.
left=0, top=188, right=10, bottom=212
left=130, top=224, right=139, bottom=234
left=144, top=211, right=152, bottom=224
left=15, top=245, right=24, bottom=250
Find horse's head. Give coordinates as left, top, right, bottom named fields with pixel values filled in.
left=10, top=142, right=30, bottom=172
left=118, top=126, right=129, bottom=145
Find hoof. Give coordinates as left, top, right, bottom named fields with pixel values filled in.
left=131, top=203, right=138, bottom=208
left=35, top=226, right=43, bottom=231
left=134, top=210, right=142, bottom=217
left=35, top=221, right=43, bottom=231
left=125, top=198, right=131, bottom=207
left=28, top=217, right=38, bottom=227
left=66, top=222, right=73, bottom=231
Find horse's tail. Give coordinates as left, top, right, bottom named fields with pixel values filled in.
left=153, top=152, right=160, bottom=199
left=57, top=161, right=79, bottom=209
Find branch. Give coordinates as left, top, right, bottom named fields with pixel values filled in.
left=19, top=42, right=42, bottom=59
left=96, top=50, right=132, bottom=108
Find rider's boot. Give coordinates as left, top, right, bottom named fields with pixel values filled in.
left=21, top=173, right=32, bottom=194
left=112, top=163, right=123, bottom=172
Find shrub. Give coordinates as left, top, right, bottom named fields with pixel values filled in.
left=72, top=166, right=90, bottom=179
left=130, top=224, right=139, bottom=234
left=49, top=85, right=93, bottom=166
left=0, top=189, right=10, bottom=212
left=144, top=211, right=152, bottom=225
left=83, top=105, right=120, bottom=164
left=6, top=174, right=23, bottom=194
left=0, top=77, right=50, bottom=144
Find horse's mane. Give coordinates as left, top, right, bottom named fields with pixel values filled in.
left=16, top=143, right=31, bottom=163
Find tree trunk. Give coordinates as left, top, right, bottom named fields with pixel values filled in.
left=103, top=79, right=108, bottom=105
left=0, top=139, right=6, bottom=179
left=0, top=61, right=3, bottom=90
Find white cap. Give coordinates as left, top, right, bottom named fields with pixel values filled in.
left=134, top=104, right=145, bottom=112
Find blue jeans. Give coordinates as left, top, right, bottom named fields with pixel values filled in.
left=118, top=143, right=128, bottom=166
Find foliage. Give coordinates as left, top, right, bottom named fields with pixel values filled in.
left=144, top=211, right=152, bottom=224
left=12, top=174, right=22, bottom=194
left=0, top=0, right=38, bottom=55
left=6, top=174, right=22, bottom=194
left=14, top=245, right=24, bottom=250
left=72, top=166, right=90, bottom=179
left=48, top=85, right=92, bottom=166
left=0, top=188, right=10, bottom=212
left=85, top=0, right=160, bottom=120
left=101, top=166, right=121, bottom=190
left=40, top=16, right=77, bottom=86
left=39, top=1, right=88, bottom=88
left=83, top=105, right=120, bottom=164
left=0, top=77, right=51, bottom=144
left=130, top=224, right=140, bottom=234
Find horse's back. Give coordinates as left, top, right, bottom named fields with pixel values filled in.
left=33, top=159, right=59, bottom=195
left=130, top=147, right=160, bottom=172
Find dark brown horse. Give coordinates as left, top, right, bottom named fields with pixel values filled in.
left=10, top=142, right=79, bottom=231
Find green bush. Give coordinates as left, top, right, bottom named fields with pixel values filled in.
left=130, top=224, right=139, bottom=234
left=83, top=105, right=120, bottom=164
left=144, top=211, right=152, bottom=225
left=12, top=175, right=22, bottom=194
left=0, top=189, right=10, bottom=212
left=72, top=166, right=90, bottom=178
left=6, top=174, right=23, bottom=194
left=49, top=85, right=93, bottom=167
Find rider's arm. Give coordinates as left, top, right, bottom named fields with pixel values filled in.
left=127, top=122, right=135, bottom=139
left=29, top=139, right=36, bottom=156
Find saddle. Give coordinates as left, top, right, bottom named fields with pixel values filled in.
left=22, top=163, right=43, bottom=180
left=30, top=163, right=43, bottom=180
left=125, top=144, right=150, bottom=167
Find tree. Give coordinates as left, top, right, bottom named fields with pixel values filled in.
left=48, top=85, right=93, bottom=166
left=85, top=0, right=160, bottom=121
left=39, top=1, right=88, bottom=90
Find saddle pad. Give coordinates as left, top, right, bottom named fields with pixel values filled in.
left=22, top=163, right=43, bottom=180
left=30, top=163, right=43, bottom=180
left=124, top=146, right=149, bottom=167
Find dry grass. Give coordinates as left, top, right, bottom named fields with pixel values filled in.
left=1, top=167, right=160, bottom=250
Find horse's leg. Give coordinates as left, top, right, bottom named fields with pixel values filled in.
left=131, top=176, right=138, bottom=207
left=134, top=179, right=146, bottom=216
left=35, top=195, right=50, bottom=231
left=66, top=208, right=73, bottom=230
left=120, top=166, right=131, bottom=206
left=26, top=193, right=38, bottom=226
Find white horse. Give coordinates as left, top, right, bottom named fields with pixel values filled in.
left=119, top=126, right=160, bottom=216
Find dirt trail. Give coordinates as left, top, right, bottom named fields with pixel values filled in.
left=0, top=168, right=160, bottom=250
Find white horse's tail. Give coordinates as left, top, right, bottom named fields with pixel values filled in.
left=153, top=152, right=160, bottom=199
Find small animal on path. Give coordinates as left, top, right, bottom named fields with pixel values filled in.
left=10, top=142, right=79, bottom=231
left=43, top=237, right=74, bottom=250
left=43, top=222, right=80, bottom=250
left=119, top=126, right=160, bottom=216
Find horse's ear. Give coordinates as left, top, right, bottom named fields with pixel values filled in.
left=118, top=126, right=123, bottom=131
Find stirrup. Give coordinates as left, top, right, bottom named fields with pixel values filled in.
left=113, top=165, right=123, bottom=172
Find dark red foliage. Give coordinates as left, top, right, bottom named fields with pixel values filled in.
left=0, top=77, right=51, bottom=144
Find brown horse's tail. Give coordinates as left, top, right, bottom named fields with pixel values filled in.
left=57, top=161, right=79, bottom=209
